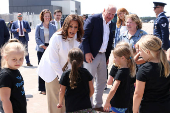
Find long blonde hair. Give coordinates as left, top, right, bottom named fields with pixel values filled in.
left=138, top=35, right=170, bottom=77
left=113, top=45, right=136, bottom=77
left=1, top=39, right=27, bottom=68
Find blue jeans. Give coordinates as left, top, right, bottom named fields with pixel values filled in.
left=111, top=107, right=127, bottom=113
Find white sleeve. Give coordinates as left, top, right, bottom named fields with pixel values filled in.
left=37, top=33, right=63, bottom=82
left=48, top=33, right=63, bottom=79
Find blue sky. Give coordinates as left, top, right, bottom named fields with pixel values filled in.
left=1, top=0, right=170, bottom=17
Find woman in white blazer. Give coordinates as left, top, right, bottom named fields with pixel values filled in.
left=35, top=9, right=57, bottom=95
left=37, top=14, right=84, bottom=113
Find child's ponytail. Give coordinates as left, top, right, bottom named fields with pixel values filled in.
left=68, top=48, right=84, bottom=89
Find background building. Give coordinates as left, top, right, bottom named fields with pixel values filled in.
left=9, top=0, right=81, bottom=17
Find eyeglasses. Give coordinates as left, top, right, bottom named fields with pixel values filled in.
left=154, top=7, right=160, bottom=10
left=18, top=15, right=22, bottom=17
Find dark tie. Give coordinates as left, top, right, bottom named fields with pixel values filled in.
left=20, top=21, right=23, bottom=35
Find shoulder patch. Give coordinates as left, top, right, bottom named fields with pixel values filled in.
left=161, top=23, right=167, bottom=27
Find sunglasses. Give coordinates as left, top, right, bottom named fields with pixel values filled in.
left=154, top=7, right=160, bottom=10
left=18, top=15, right=22, bottom=17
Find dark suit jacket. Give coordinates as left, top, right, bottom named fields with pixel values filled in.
left=0, top=19, right=10, bottom=47
left=50, top=20, right=63, bottom=30
left=79, top=13, right=114, bottom=62
left=11, top=20, right=31, bottom=41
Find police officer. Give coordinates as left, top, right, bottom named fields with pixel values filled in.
left=153, top=2, right=169, bottom=50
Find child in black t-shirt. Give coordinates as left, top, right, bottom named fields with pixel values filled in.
left=57, top=48, right=95, bottom=113
left=0, top=39, right=27, bottom=113
left=104, top=44, right=136, bottom=113
left=133, top=35, right=170, bottom=113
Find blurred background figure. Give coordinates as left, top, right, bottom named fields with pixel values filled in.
left=114, top=8, right=129, bottom=47
left=50, top=9, right=63, bottom=31
left=153, top=2, right=169, bottom=51
left=7, top=20, right=13, bottom=39
left=11, top=13, right=33, bottom=66
left=35, top=9, right=57, bottom=95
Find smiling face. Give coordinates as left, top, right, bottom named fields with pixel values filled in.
left=126, top=18, right=137, bottom=31
left=103, top=6, right=116, bottom=23
left=43, top=13, right=51, bottom=22
left=67, top=20, right=79, bottom=38
left=118, top=11, right=125, bottom=20
left=5, top=50, right=24, bottom=70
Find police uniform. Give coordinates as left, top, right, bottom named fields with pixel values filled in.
left=153, top=2, right=169, bottom=50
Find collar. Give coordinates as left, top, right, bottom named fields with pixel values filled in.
left=18, top=20, right=23, bottom=22
left=124, top=29, right=142, bottom=37
left=102, top=14, right=111, bottom=24
left=158, top=12, right=165, bottom=17
left=54, top=19, right=60, bottom=23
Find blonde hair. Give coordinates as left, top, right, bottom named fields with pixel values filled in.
left=113, top=45, right=136, bottom=77
left=1, top=39, right=27, bottom=68
left=138, top=35, right=170, bottom=77
left=125, top=14, right=142, bottom=30
left=116, top=8, right=129, bottom=28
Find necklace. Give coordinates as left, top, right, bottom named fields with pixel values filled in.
left=43, top=23, right=49, bottom=28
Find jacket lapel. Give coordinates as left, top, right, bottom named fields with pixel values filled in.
left=99, top=14, right=103, bottom=37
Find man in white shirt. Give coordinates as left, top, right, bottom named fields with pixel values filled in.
left=11, top=13, right=33, bottom=66
left=50, top=9, right=63, bottom=31
left=79, top=4, right=116, bottom=111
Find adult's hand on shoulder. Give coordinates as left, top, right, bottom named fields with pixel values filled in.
left=85, top=53, right=94, bottom=63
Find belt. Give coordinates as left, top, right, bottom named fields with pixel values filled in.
left=19, top=36, right=25, bottom=37
left=99, top=52, right=105, bottom=54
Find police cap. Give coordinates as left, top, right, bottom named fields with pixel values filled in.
left=153, top=2, right=167, bottom=8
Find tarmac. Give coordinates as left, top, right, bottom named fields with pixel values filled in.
left=19, top=23, right=154, bottom=113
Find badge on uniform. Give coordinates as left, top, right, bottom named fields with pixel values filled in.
left=161, top=23, right=166, bottom=27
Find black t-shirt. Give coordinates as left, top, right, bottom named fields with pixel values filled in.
left=136, top=62, right=170, bottom=113
left=0, top=68, right=27, bottom=113
left=59, top=67, right=93, bottom=112
left=110, top=68, right=131, bottom=108
left=109, top=65, right=118, bottom=78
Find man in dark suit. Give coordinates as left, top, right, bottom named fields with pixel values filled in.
left=50, top=9, right=63, bottom=31
left=11, top=13, right=33, bottom=66
left=0, top=18, right=10, bottom=68
left=79, top=5, right=117, bottom=111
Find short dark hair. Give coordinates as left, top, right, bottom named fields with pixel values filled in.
left=54, top=9, right=62, bottom=15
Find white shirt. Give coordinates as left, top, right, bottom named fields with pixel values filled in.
left=37, top=31, right=80, bottom=82
left=120, top=26, right=128, bottom=35
left=44, top=27, right=49, bottom=43
left=99, top=15, right=111, bottom=53
left=18, top=20, right=25, bottom=36
left=54, top=19, right=61, bottom=30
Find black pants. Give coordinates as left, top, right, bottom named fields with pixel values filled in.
left=37, top=43, right=49, bottom=91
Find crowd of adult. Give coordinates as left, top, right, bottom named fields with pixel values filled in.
left=0, top=1, right=170, bottom=113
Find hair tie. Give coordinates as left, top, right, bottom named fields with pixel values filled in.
left=159, top=47, right=162, bottom=50
left=129, top=57, right=132, bottom=59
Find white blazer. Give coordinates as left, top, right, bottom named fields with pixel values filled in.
left=37, top=31, right=80, bottom=83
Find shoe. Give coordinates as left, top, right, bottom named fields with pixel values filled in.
left=40, top=91, right=46, bottom=95
left=27, top=63, right=33, bottom=66
left=94, top=107, right=104, bottom=112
